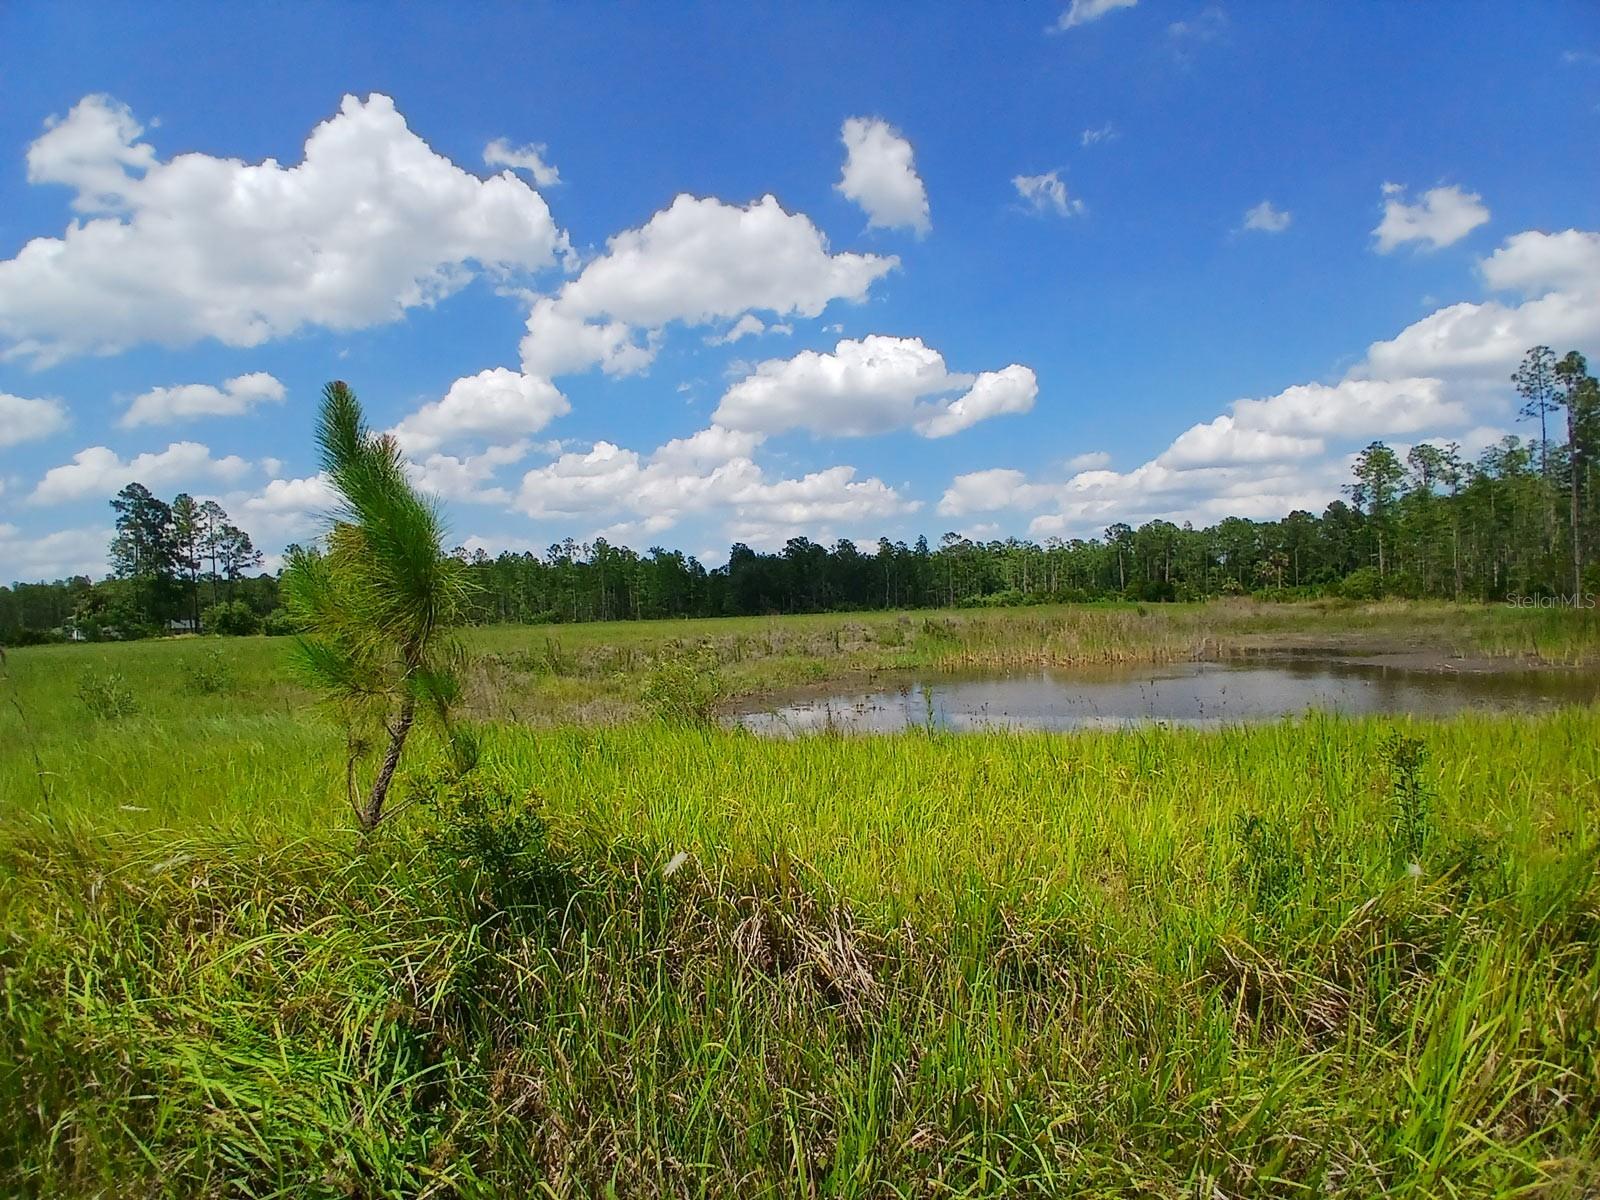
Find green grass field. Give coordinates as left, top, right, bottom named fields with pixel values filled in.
left=2, top=601, right=1599, bottom=1196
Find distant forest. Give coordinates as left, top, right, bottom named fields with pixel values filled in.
left=4, top=347, right=1596, bottom=642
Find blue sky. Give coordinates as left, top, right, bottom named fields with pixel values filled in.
left=2, top=1, right=1597, bottom=582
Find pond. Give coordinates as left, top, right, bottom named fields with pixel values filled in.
left=728, top=658, right=1600, bottom=735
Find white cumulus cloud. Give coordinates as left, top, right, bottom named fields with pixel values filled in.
left=706, top=314, right=770, bottom=345
left=119, top=372, right=285, bottom=428
left=520, top=194, right=897, bottom=379
left=483, top=137, right=560, bottom=188
left=939, top=469, right=1053, bottom=517
left=1, top=93, right=567, bottom=365
left=1360, top=230, right=1600, bottom=384
left=391, top=367, right=569, bottom=454
left=1479, top=229, right=1600, bottom=296
left=916, top=365, right=1039, bottom=438
left=0, top=392, right=69, bottom=447
left=408, top=441, right=531, bottom=505
left=31, top=441, right=252, bottom=505
left=233, top=473, right=338, bottom=543
left=513, top=429, right=917, bottom=548
left=836, top=117, right=930, bottom=235
left=0, top=524, right=114, bottom=583
left=1373, top=183, right=1489, bottom=253
left=956, top=223, right=1596, bottom=541
left=713, top=336, right=1037, bottom=439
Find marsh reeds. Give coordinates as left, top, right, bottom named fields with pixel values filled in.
left=2, top=604, right=1598, bottom=1194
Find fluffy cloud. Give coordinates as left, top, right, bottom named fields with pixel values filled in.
left=1013, top=171, right=1085, bottom=218
left=1362, top=290, right=1599, bottom=383
left=836, top=117, right=930, bottom=235
left=1373, top=183, right=1489, bottom=253
left=1055, top=464, right=1346, bottom=534
left=520, top=194, right=897, bottom=378
left=119, top=372, right=285, bottom=428
left=231, top=473, right=338, bottom=543
left=391, top=368, right=569, bottom=454
left=408, top=441, right=531, bottom=504
left=706, top=314, right=792, bottom=346
left=916, top=365, right=1039, bottom=438
left=0, top=523, right=113, bottom=583
left=1360, top=231, right=1600, bottom=384
left=935, top=353, right=1505, bottom=537
left=977, top=227, right=1598, bottom=539
left=1, top=93, right=566, bottom=365
left=1242, top=200, right=1291, bottom=233
left=713, top=336, right=1036, bottom=439
left=1158, top=418, right=1323, bottom=469
left=483, top=137, right=560, bottom=188
left=514, top=429, right=916, bottom=547
left=939, top=469, right=1053, bottom=517
left=0, top=392, right=69, bottom=447
left=1065, top=450, right=1111, bottom=471
left=1080, top=123, right=1118, bottom=147
left=1479, top=229, right=1600, bottom=295
left=30, top=441, right=252, bottom=505
left=1053, top=0, right=1137, bottom=32
left=1216, top=377, right=1463, bottom=442
left=939, top=375, right=1468, bottom=531
left=650, top=424, right=766, bottom=470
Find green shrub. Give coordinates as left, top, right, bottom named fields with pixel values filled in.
left=182, top=648, right=233, bottom=695
left=958, top=587, right=1027, bottom=608
left=1232, top=811, right=1302, bottom=913
left=422, top=769, right=571, bottom=915
left=203, top=599, right=261, bottom=636
left=1339, top=567, right=1383, bottom=601
left=1382, top=731, right=1434, bottom=866
left=642, top=645, right=727, bottom=725
left=261, top=607, right=304, bottom=636
left=75, top=670, right=139, bottom=719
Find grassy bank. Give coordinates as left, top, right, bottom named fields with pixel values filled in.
left=5, top=598, right=1598, bottom=737
left=2, top=602, right=1599, bottom=1195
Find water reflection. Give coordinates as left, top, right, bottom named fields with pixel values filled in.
left=730, top=659, right=1600, bottom=736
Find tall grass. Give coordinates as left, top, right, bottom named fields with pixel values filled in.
left=1, top=604, right=1598, bottom=1194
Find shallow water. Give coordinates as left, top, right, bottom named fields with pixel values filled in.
left=730, top=658, right=1600, bottom=735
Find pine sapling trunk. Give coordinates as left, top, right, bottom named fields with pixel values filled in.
left=362, top=693, right=416, bottom=830
left=1570, top=407, right=1583, bottom=602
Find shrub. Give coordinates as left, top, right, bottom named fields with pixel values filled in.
left=1231, top=811, right=1302, bottom=913
left=1382, top=731, right=1434, bottom=866
left=642, top=645, right=728, bottom=725
left=422, top=769, right=570, bottom=916
left=76, top=670, right=139, bottom=719
left=1339, top=567, right=1383, bottom=602
left=0, top=627, right=62, bottom=647
left=958, top=587, right=1027, bottom=609
left=203, top=599, right=261, bottom=636
left=541, top=636, right=575, bottom=677
left=261, top=607, right=304, bottom=637
left=183, top=648, right=233, bottom=695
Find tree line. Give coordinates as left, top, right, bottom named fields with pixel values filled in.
left=448, top=346, right=1599, bottom=622
left=0, top=483, right=274, bottom=642
left=3, top=345, right=1595, bottom=642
